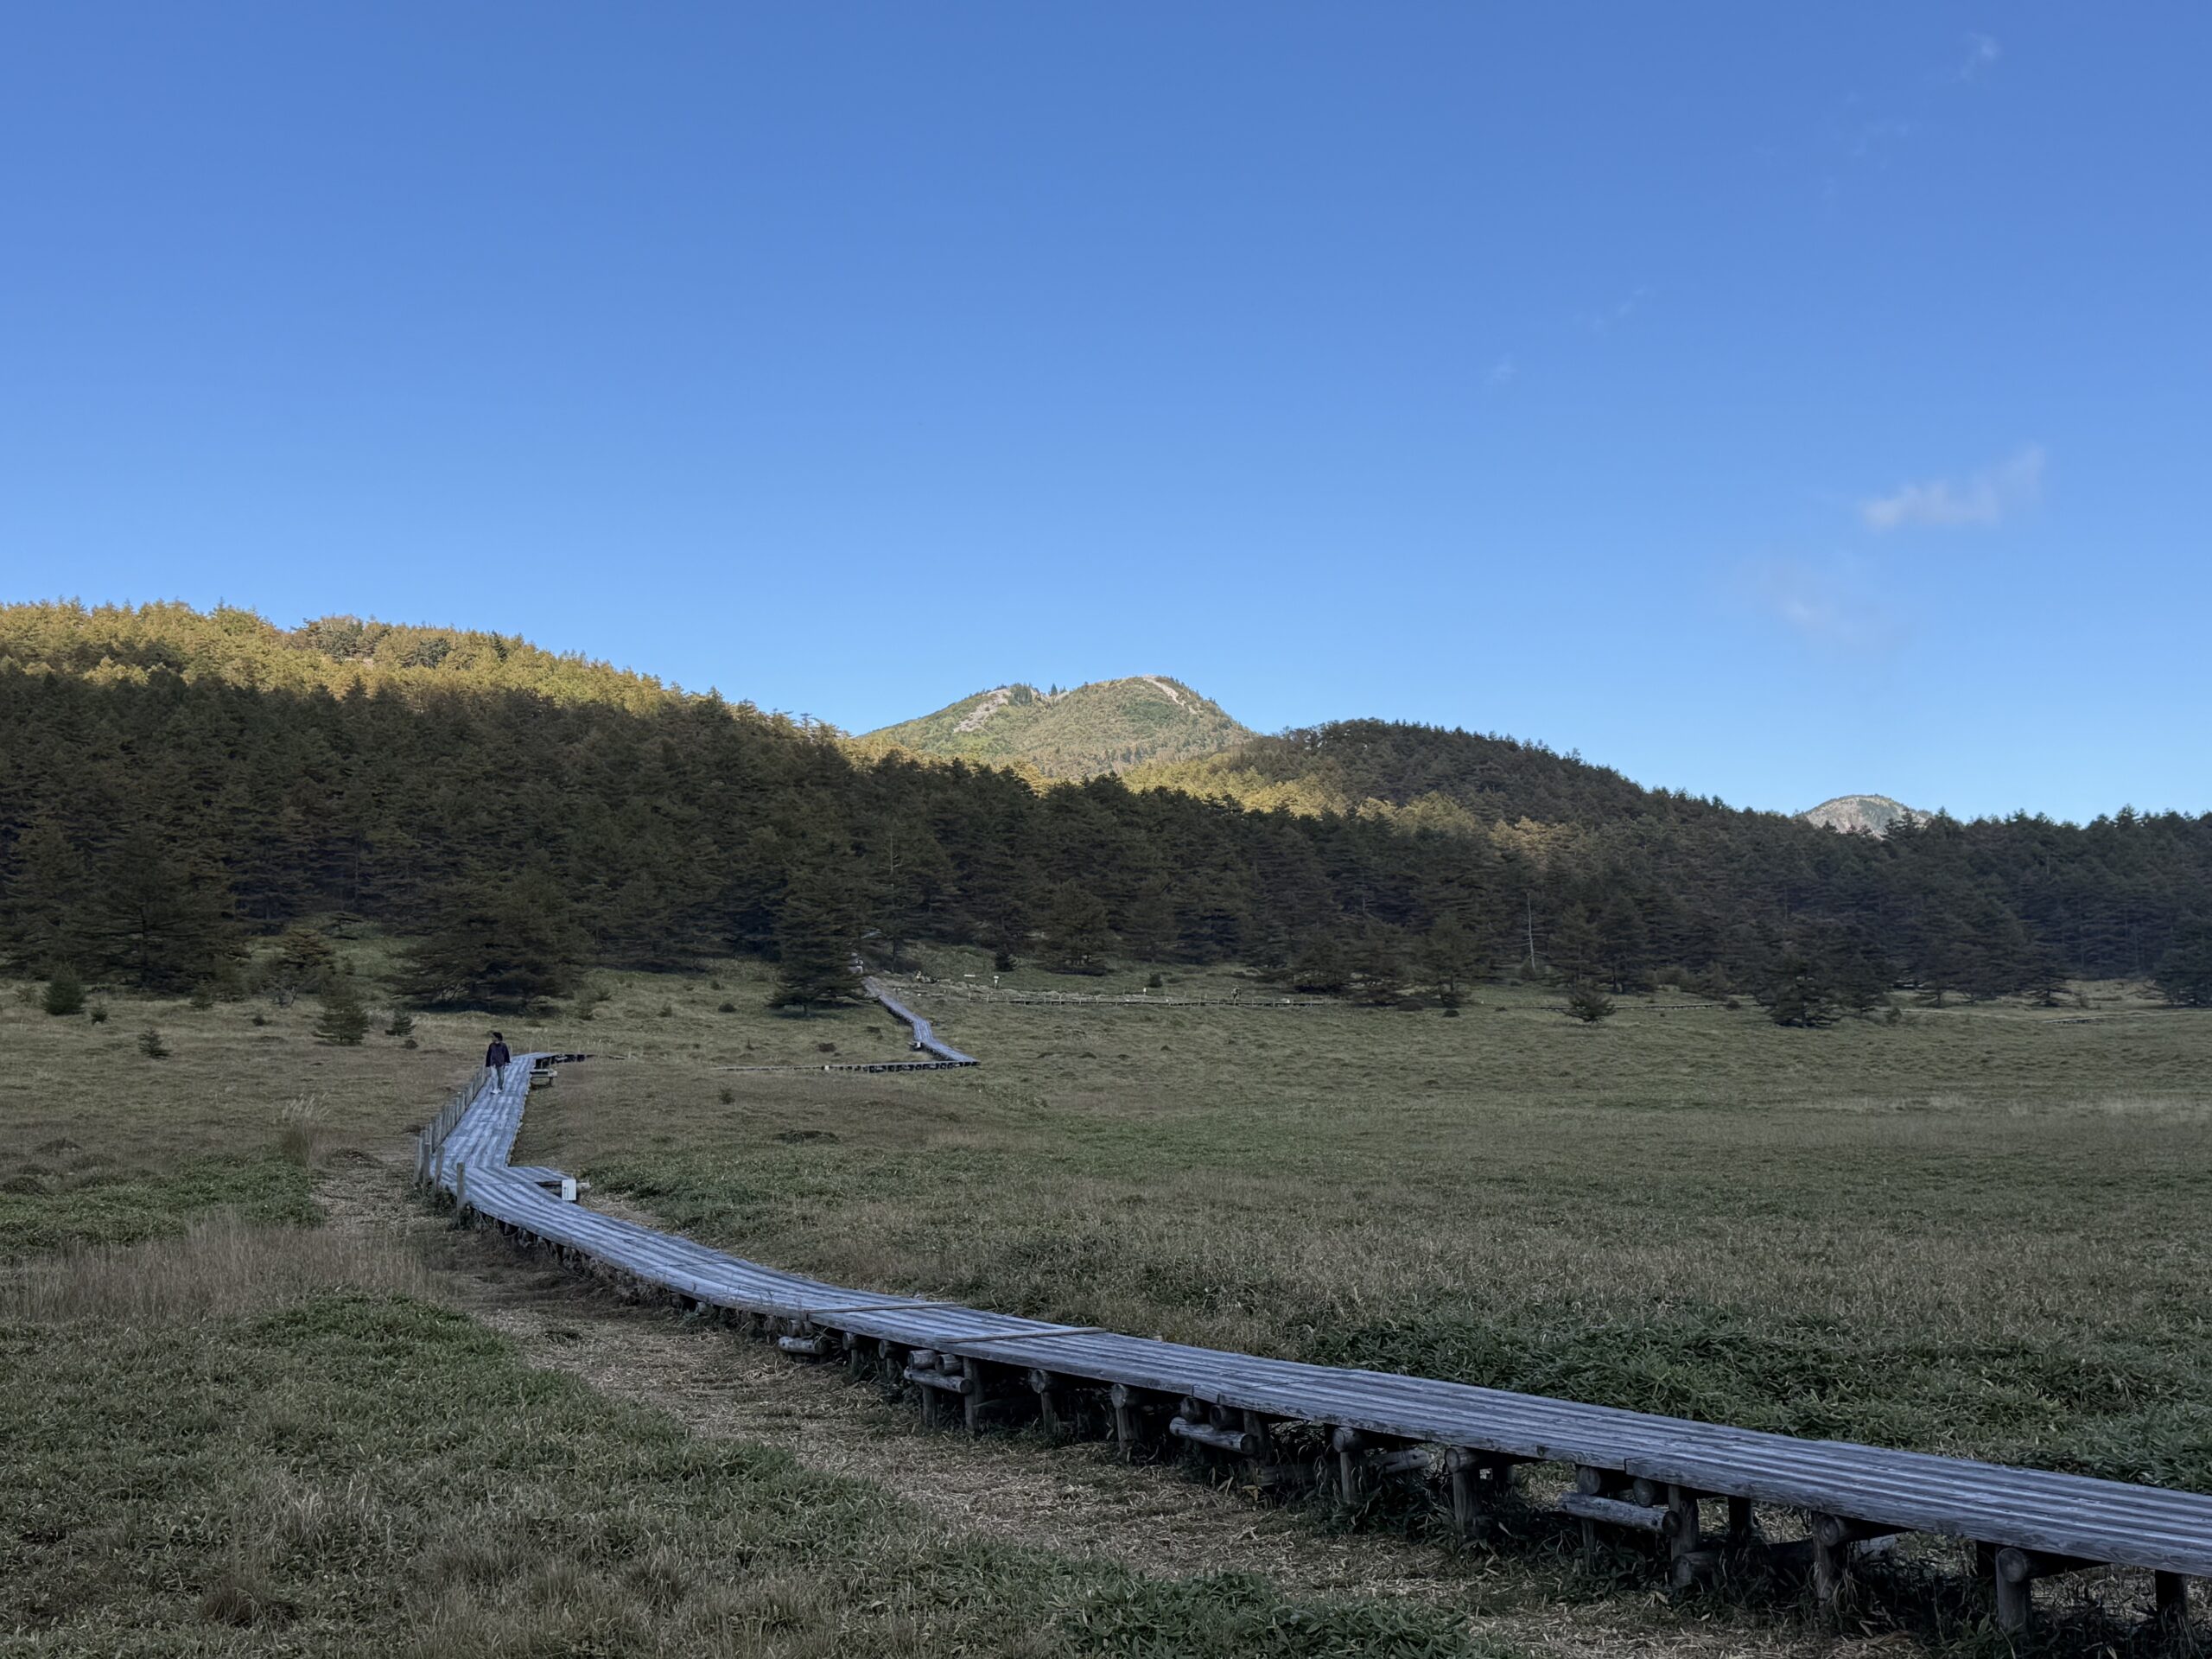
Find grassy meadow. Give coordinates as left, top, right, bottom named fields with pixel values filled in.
left=0, top=950, right=1510, bottom=1657
left=3, top=1225, right=1499, bottom=1657
left=5, top=940, right=2210, bottom=1654
left=520, top=949, right=2212, bottom=1492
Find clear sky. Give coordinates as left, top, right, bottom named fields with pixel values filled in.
left=3, top=4, right=2204, bottom=823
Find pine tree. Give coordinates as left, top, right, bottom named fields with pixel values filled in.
left=1044, top=882, right=1113, bottom=974
left=1565, top=982, right=1616, bottom=1022
left=1760, top=952, right=1840, bottom=1027
left=768, top=868, right=859, bottom=1014
left=41, top=966, right=86, bottom=1016
left=3, top=821, right=92, bottom=975
left=268, top=925, right=337, bottom=1005
left=1290, top=933, right=1351, bottom=994
left=1420, top=916, right=1480, bottom=1007
left=2156, top=921, right=2212, bottom=1008
left=399, top=867, right=583, bottom=1007
left=1354, top=922, right=1409, bottom=1006
left=88, top=827, right=242, bottom=992
left=313, top=976, right=370, bottom=1045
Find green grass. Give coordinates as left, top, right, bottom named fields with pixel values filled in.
left=0, top=953, right=913, bottom=1260
left=1, top=1251, right=1501, bottom=1656
left=7, top=950, right=2210, bottom=1653
left=515, top=956, right=2212, bottom=1492
left=0, top=1150, right=315, bottom=1255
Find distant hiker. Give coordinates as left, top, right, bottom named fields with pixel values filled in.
left=486, top=1031, right=512, bottom=1087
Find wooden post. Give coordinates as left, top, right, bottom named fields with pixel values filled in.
left=918, top=1362, right=941, bottom=1429
left=1726, top=1495, right=1754, bottom=1547
left=1993, top=1548, right=2101, bottom=1638
left=1446, top=1449, right=1510, bottom=1540
left=1994, top=1548, right=2034, bottom=1636
left=1574, top=1465, right=1624, bottom=1566
left=1808, top=1514, right=1904, bottom=1610
left=454, top=1159, right=467, bottom=1217
left=1332, top=1427, right=1366, bottom=1505
left=961, top=1356, right=984, bottom=1434
left=1666, top=1485, right=1707, bottom=1589
left=2153, top=1571, right=2187, bottom=1631
left=1241, top=1409, right=1274, bottom=1481
left=1029, top=1369, right=1065, bottom=1437
left=1110, top=1384, right=1139, bottom=1458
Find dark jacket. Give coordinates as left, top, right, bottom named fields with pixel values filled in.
left=486, top=1040, right=512, bottom=1068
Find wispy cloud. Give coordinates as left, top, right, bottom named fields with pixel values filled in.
left=1579, top=285, right=1652, bottom=334
left=1740, top=556, right=1901, bottom=654
left=1484, top=355, right=1516, bottom=390
left=1860, top=445, right=2045, bottom=531
left=1848, top=116, right=1916, bottom=161
left=1960, top=32, right=2001, bottom=81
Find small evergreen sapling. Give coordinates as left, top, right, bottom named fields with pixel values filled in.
left=1566, top=982, right=1616, bottom=1023
left=314, top=977, right=370, bottom=1046
left=42, top=968, right=86, bottom=1017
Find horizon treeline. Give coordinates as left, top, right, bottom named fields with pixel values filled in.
left=2, top=601, right=2209, bottom=1012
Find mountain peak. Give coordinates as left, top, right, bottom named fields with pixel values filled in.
left=858, top=675, right=1250, bottom=779
left=1800, top=793, right=1923, bottom=836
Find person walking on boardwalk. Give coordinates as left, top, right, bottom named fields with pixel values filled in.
left=485, top=1031, right=512, bottom=1089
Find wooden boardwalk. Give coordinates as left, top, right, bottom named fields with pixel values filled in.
left=859, top=976, right=976, bottom=1066
left=418, top=1042, right=2208, bottom=1643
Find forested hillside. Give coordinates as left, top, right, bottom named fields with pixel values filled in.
left=858, top=676, right=1249, bottom=778
left=0, top=601, right=701, bottom=713
left=1129, top=719, right=1685, bottom=830
left=3, top=604, right=2209, bottom=1012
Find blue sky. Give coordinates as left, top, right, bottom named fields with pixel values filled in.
left=3, top=4, right=2204, bottom=823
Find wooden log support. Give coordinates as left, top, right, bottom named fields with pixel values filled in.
left=1666, top=1485, right=1711, bottom=1589
left=1239, top=1409, right=1278, bottom=1478
left=1110, top=1383, right=1139, bottom=1456
left=1993, top=1556, right=2031, bottom=1635
left=1330, top=1428, right=1427, bottom=1503
left=1573, top=1465, right=1633, bottom=1562
left=961, top=1356, right=985, bottom=1434
left=1726, top=1494, right=1755, bottom=1549
left=777, top=1332, right=836, bottom=1357
left=1577, top=1465, right=1631, bottom=1497
left=1374, top=1447, right=1429, bottom=1477
left=1028, top=1368, right=1071, bottom=1437
left=2153, top=1570, right=2188, bottom=1632
left=904, top=1360, right=971, bottom=1438
left=1809, top=1513, right=1904, bottom=1610
left=1993, top=1547, right=2105, bottom=1636
left=1446, top=1448, right=1516, bottom=1540
left=1109, top=1383, right=1162, bottom=1459
left=1560, top=1492, right=1673, bottom=1534
left=1169, top=1415, right=1260, bottom=1458
left=1332, top=1427, right=1366, bottom=1501
left=874, top=1338, right=910, bottom=1386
